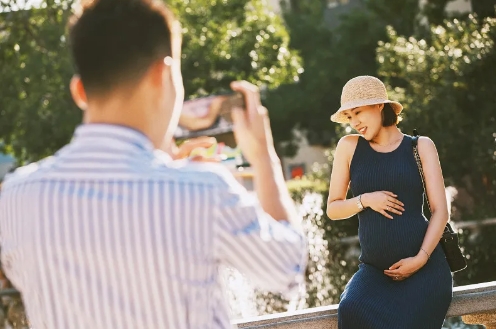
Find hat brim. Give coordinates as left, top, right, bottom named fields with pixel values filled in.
left=330, top=99, right=403, bottom=124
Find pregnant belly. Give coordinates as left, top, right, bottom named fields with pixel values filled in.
left=358, top=212, right=429, bottom=270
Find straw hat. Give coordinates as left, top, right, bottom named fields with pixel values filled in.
left=330, top=76, right=403, bottom=124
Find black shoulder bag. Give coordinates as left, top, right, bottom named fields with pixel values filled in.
left=411, top=130, right=467, bottom=273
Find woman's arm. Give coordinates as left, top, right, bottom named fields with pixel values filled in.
left=326, top=135, right=362, bottom=220
left=384, top=137, right=449, bottom=279
left=417, top=137, right=449, bottom=257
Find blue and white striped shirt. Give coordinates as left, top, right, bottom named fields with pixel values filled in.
left=0, top=124, right=307, bottom=329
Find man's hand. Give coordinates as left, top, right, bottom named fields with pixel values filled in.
left=230, top=81, right=275, bottom=164
left=162, top=136, right=220, bottom=162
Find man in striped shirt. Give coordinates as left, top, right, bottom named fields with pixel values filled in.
left=0, top=0, right=307, bottom=328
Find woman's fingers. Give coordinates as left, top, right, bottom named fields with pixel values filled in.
left=389, top=261, right=403, bottom=270
left=383, top=193, right=405, bottom=213
left=387, top=201, right=404, bottom=213
left=387, top=197, right=404, bottom=207
left=380, top=209, right=394, bottom=220
left=384, top=272, right=407, bottom=281
left=368, top=191, right=405, bottom=218
left=386, top=205, right=403, bottom=215
left=384, top=271, right=400, bottom=277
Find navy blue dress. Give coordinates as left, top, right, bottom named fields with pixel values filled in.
left=338, top=135, right=453, bottom=329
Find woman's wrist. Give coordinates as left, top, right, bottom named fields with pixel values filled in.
left=360, top=193, right=370, bottom=208
left=420, top=247, right=431, bottom=259
left=416, top=250, right=430, bottom=264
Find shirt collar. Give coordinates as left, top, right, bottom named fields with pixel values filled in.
left=72, top=123, right=155, bottom=153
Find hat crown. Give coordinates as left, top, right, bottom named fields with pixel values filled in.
left=341, top=76, right=388, bottom=106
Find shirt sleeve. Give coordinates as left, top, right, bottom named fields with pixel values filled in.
left=213, top=171, right=307, bottom=294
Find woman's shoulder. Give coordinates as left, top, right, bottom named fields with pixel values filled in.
left=405, top=134, right=435, bottom=147
left=407, top=133, right=434, bottom=144
left=416, top=136, right=438, bottom=159
left=335, top=134, right=361, bottom=160
left=337, top=134, right=361, bottom=146
left=418, top=135, right=435, bottom=146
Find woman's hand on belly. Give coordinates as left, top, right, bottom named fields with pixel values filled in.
left=383, top=254, right=428, bottom=281
left=361, top=191, right=405, bottom=219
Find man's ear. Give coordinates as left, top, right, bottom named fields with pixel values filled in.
left=70, top=75, right=88, bottom=110
left=147, top=59, right=168, bottom=88
left=378, top=103, right=385, bottom=111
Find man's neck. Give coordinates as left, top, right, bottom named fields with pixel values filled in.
left=83, top=100, right=161, bottom=149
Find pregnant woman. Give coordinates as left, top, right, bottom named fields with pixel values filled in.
left=326, top=76, right=453, bottom=329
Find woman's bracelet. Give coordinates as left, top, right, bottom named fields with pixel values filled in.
left=420, top=248, right=431, bottom=259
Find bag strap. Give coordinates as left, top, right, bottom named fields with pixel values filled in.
left=412, top=131, right=456, bottom=236
left=411, top=129, right=432, bottom=214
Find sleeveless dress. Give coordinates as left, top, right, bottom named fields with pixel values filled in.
left=338, top=135, right=453, bottom=329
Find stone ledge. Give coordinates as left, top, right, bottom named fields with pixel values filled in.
left=234, top=281, right=496, bottom=329
left=448, top=281, right=496, bottom=317
left=0, top=282, right=494, bottom=328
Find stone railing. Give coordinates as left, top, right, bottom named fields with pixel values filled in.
left=0, top=282, right=494, bottom=328
left=234, top=281, right=496, bottom=329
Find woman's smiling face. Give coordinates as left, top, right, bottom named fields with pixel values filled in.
left=343, top=104, right=384, bottom=140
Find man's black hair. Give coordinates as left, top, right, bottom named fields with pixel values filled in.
left=68, top=0, right=176, bottom=96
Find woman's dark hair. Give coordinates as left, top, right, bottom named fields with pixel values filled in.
left=382, top=103, right=399, bottom=126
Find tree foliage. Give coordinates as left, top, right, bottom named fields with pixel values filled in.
left=377, top=15, right=496, bottom=220
left=0, top=0, right=301, bottom=163
left=0, top=1, right=78, bottom=163
left=168, top=0, right=301, bottom=97
left=264, top=0, right=338, bottom=153
left=265, top=0, right=419, bottom=153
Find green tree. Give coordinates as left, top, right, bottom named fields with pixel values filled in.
left=265, top=0, right=338, bottom=154
left=0, top=0, right=301, bottom=163
left=377, top=15, right=496, bottom=220
left=265, top=0, right=419, bottom=154
left=421, top=0, right=456, bottom=25
left=472, top=0, right=496, bottom=19
left=167, top=0, right=301, bottom=96
left=0, top=1, right=78, bottom=163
